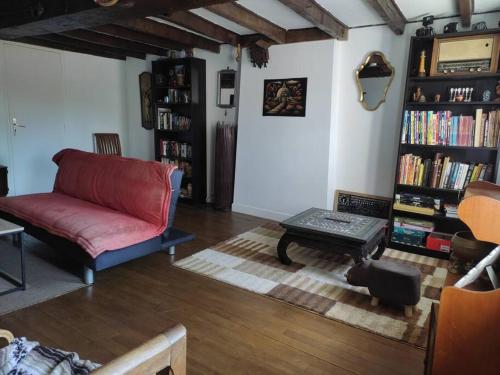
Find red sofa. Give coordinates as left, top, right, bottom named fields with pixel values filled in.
left=0, top=149, right=192, bottom=284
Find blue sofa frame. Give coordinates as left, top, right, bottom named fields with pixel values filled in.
left=0, top=170, right=194, bottom=285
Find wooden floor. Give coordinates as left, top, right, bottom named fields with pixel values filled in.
left=0, top=205, right=425, bottom=374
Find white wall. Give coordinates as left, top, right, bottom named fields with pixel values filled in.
left=233, top=40, right=335, bottom=220
left=0, top=41, right=130, bottom=195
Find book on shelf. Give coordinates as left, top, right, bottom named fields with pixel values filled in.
left=157, top=108, right=191, bottom=131
left=393, top=193, right=442, bottom=216
left=160, top=140, right=192, bottom=159
left=394, top=216, right=435, bottom=232
left=444, top=204, right=458, bottom=218
left=398, top=153, right=493, bottom=190
left=401, top=109, right=500, bottom=147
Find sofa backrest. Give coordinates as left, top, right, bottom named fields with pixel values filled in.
left=52, top=149, right=177, bottom=228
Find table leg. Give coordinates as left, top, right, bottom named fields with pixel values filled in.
left=371, top=234, right=386, bottom=260
left=277, top=233, right=293, bottom=265
left=18, top=232, right=26, bottom=290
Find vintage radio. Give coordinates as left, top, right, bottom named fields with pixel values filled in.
left=430, top=33, right=500, bottom=76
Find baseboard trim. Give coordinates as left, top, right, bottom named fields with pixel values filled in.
left=232, top=203, right=291, bottom=222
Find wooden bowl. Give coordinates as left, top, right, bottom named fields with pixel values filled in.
left=451, top=231, right=496, bottom=262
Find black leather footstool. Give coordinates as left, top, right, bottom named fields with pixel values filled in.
left=346, top=259, right=422, bottom=317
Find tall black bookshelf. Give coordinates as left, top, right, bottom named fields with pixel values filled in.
left=389, top=30, right=500, bottom=259
left=152, top=57, right=206, bottom=205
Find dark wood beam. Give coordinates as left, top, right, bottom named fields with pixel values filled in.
left=366, top=0, right=406, bottom=35
left=20, top=37, right=126, bottom=60
left=277, top=0, right=347, bottom=40
left=286, top=28, right=333, bottom=44
left=206, top=3, right=287, bottom=43
left=239, top=28, right=333, bottom=48
left=159, top=11, right=239, bottom=45
left=0, top=0, right=235, bottom=40
left=457, top=0, right=474, bottom=27
left=34, top=34, right=145, bottom=59
left=61, top=29, right=167, bottom=56
left=93, top=25, right=187, bottom=51
left=118, top=18, right=220, bottom=53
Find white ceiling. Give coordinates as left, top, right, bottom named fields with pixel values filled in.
left=190, top=0, right=500, bottom=34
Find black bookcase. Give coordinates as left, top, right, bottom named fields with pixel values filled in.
left=152, top=57, right=206, bottom=205
left=389, top=30, right=500, bottom=259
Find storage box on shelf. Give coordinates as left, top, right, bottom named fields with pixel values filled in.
left=152, top=58, right=206, bottom=204
left=390, top=29, right=500, bottom=259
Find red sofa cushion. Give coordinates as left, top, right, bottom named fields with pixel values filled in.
left=52, top=149, right=176, bottom=228
left=0, top=193, right=160, bottom=258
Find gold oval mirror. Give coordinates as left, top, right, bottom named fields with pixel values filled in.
left=356, top=52, right=394, bottom=111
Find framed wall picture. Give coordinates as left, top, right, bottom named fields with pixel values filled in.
left=263, top=77, right=307, bottom=117
left=139, top=71, right=153, bottom=130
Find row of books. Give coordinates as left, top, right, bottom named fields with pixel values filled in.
left=398, top=153, right=493, bottom=190
left=159, top=158, right=193, bottom=178
left=157, top=109, right=191, bottom=131
left=160, top=140, right=192, bottom=159
left=392, top=216, right=451, bottom=252
left=401, top=109, right=500, bottom=147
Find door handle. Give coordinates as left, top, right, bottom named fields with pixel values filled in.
left=12, top=117, right=26, bottom=136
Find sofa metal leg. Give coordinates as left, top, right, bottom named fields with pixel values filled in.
left=168, top=246, right=176, bottom=255
left=83, top=266, right=94, bottom=285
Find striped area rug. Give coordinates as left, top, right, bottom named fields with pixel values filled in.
left=174, top=223, right=448, bottom=348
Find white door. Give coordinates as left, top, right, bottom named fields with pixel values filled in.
left=3, top=43, right=65, bottom=195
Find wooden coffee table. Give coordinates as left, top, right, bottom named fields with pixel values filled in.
left=0, top=218, right=25, bottom=296
left=278, top=208, right=387, bottom=265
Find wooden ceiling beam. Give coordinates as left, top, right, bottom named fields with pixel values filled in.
left=20, top=37, right=126, bottom=60
left=61, top=29, right=167, bottom=56
left=93, top=25, right=187, bottom=51
left=118, top=18, right=220, bottom=53
left=277, top=0, right=348, bottom=40
left=457, top=0, right=474, bottom=27
left=206, top=3, right=287, bottom=44
left=34, top=34, right=145, bottom=59
left=0, top=0, right=236, bottom=40
left=366, top=0, right=406, bottom=35
left=158, top=11, right=239, bottom=45
left=286, top=28, right=333, bottom=44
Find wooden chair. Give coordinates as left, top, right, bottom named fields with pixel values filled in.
left=425, top=183, right=500, bottom=375
left=94, top=133, right=122, bottom=156
left=0, top=324, right=186, bottom=375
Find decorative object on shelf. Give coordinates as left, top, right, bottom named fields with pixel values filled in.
left=434, top=94, right=441, bottom=103
left=139, top=72, right=153, bottom=130
left=412, top=87, right=425, bottom=102
left=430, top=34, right=500, bottom=76
left=155, top=73, right=166, bottom=86
left=472, top=21, right=487, bottom=32
left=416, top=15, right=434, bottom=38
left=418, top=50, right=427, bottom=77
left=449, top=87, right=473, bottom=102
left=482, top=89, right=491, bottom=102
left=263, top=78, right=307, bottom=116
left=495, top=80, right=500, bottom=102
left=217, top=68, right=236, bottom=108
left=355, top=51, right=394, bottom=111
left=214, top=122, right=237, bottom=211
left=443, top=22, right=458, bottom=34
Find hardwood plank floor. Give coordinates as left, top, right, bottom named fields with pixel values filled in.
left=0, top=205, right=425, bottom=374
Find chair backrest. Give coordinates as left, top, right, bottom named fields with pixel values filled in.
left=429, top=287, right=500, bottom=375
left=94, top=133, right=122, bottom=156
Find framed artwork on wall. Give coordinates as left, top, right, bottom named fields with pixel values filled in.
left=139, top=71, right=153, bottom=130
left=263, top=78, right=307, bottom=117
